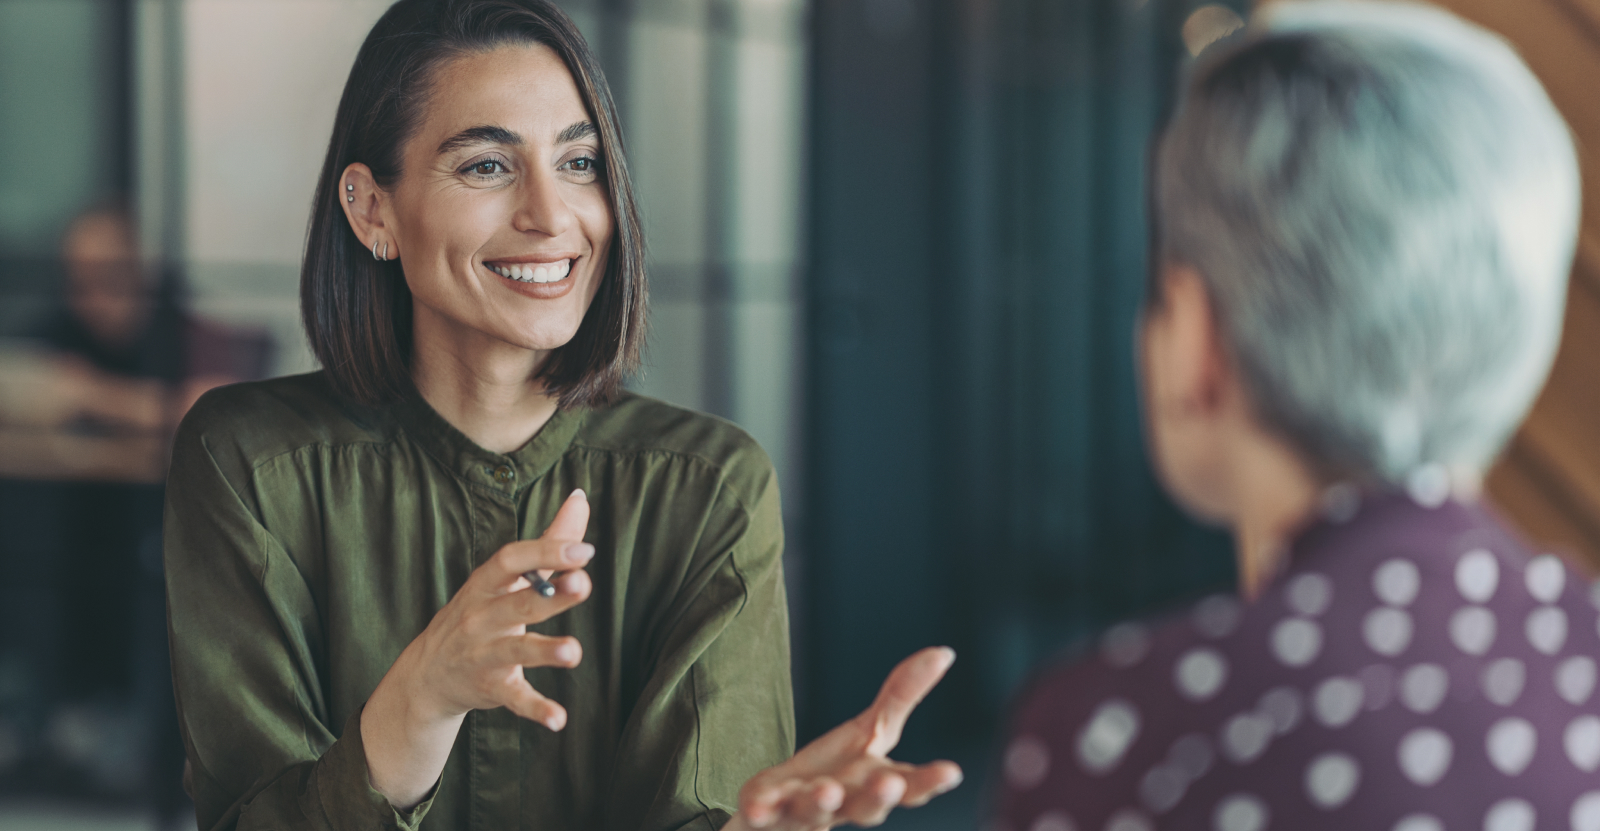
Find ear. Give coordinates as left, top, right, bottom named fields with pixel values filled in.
left=339, top=163, right=401, bottom=260
left=1155, top=262, right=1232, bottom=418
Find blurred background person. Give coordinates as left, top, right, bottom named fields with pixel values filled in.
left=995, top=4, right=1594, bottom=831
left=0, top=199, right=264, bottom=819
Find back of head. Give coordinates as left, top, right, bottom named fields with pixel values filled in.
left=1153, top=0, right=1580, bottom=485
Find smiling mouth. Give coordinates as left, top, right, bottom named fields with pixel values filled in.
left=487, top=259, right=571, bottom=284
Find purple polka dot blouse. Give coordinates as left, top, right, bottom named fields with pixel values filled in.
left=992, top=493, right=1600, bottom=831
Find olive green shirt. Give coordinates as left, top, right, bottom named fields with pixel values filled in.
left=164, top=372, right=794, bottom=831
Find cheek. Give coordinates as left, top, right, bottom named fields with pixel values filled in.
left=1140, top=318, right=1222, bottom=517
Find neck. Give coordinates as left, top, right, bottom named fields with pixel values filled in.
left=1229, top=430, right=1324, bottom=601
left=410, top=307, right=558, bottom=455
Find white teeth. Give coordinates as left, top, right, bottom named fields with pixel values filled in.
left=491, top=260, right=571, bottom=283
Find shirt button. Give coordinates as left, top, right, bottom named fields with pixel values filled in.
left=493, top=465, right=515, bottom=484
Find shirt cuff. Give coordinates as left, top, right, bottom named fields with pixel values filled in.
left=314, top=706, right=440, bottom=831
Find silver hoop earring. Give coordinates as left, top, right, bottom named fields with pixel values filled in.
left=372, top=240, right=384, bottom=261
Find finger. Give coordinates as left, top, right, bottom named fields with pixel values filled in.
left=838, top=769, right=905, bottom=828
left=781, top=778, right=843, bottom=828
left=480, top=568, right=592, bottom=629
left=491, top=632, right=582, bottom=669
left=856, top=646, right=955, bottom=756
left=739, top=777, right=807, bottom=828
left=501, top=677, right=568, bottom=731
left=898, top=760, right=963, bottom=807
left=541, top=488, right=590, bottom=541
left=483, top=538, right=595, bottom=592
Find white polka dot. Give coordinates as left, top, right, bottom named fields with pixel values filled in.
left=1028, top=812, right=1077, bottom=831
left=1176, top=648, right=1229, bottom=701
left=1525, top=606, right=1567, bottom=655
left=1169, top=733, right=1215, bottom=780
left=1313, top=677, right=1364, bottom=728
left=1407, top=463, right=1451, bottom=507
left=1397, top=727, right=1452, bottom=786
left=1456, top=550, right=1499, bottom=603
left=1257, top=686, right=1303, bottom=735
left=1525, top=554, right=1565, bottom=603
left=1483, top=798, right=1535, bottom=831
left=1304, top=752, right=1360, bottom=809
left=1212, top=794, right=1269, bottom=831
left=1573, top=791, right=1600, bottom=831
left=1400, top=664, right=1449, bottom=714
left=1272, top=618, right=1323, bottom=667
left=1481, top=658, right=1525, bottom=707
left=1104, top=808, right=1153, bottom=831
left=1321, top=482, right=1361, bottom=523
left=1286, top=573, right=1333, bottom=617
left=1565, top=715, right=1600, bottom=772
left=1391, top=814, right=1444, bottom=831
left=1357, top=664, right=1394, bottom=710
left=1102, top=623, right=1152, bottom=668
left=1219, top=712, right=1274, bottom=764
left=1077, top=700, right=1140, bottom=774
left=1374, top=559, right=1421, bottom=606
left=1005, top=735, right=1051, bottom=789
left=1193, top=595, right=1243, bottom=639
left=1449, top=606, right=1496, bottom=655
left=1363, top=607, right=1413, bottom=656
left=1486, top=717, right=1537, bottom=776
left=1556, top=656, right=1598, bottom=706
left=1139, top=765, right=1188, bottom=813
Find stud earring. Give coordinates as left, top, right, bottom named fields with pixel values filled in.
left=345, top=183, right=355, bottom=203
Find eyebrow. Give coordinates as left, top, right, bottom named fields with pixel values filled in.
left=556, top=120, right=597, bottom=144
left=435, top=121, right=598, bottom=156
left=437, top=125, right=522, bottom=155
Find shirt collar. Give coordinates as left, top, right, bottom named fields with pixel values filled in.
left=392, top=390, right=586, bottom=495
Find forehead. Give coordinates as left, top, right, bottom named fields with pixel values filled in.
left=418, top=43, right=590, bottom=146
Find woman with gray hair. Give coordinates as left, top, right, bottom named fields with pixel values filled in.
left=991, top=3, right=1597, bottom=830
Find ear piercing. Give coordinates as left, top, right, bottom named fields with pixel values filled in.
left=372, top=239, right=390, bottom=261
left=346, top=183, right=355, bottom=203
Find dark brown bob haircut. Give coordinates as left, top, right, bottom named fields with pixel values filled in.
left=301, top=0, right=645, bottom=408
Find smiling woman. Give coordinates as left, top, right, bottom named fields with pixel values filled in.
left=162, top=2, right=958, bottom=831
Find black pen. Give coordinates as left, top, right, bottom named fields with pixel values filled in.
left=524, top=570, right=560, bottom=597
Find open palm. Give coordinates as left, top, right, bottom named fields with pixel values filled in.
left=728, top=647, right=964, bottom=830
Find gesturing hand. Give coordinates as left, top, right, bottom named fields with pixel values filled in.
left=728, top=647, right=964, bottom=830
left=361, top=489, right=595, bottom=807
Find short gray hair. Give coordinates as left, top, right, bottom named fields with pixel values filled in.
left=1154, top=0, right=1581, bottom=484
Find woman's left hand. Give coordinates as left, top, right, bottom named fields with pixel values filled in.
left=725, top=647, right=964, bottom=830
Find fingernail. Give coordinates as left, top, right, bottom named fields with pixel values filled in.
left=555, top=640, right=581, bottom=663
left=569, top=488, right=587, bottom=502
left=545, top=711, right=566, bottom=731
left=562, top=542, right=594, bottom=563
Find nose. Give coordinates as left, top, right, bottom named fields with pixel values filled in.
left=512, top=164, right=579, bottom=238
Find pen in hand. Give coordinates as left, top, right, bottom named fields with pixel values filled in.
left=524, top=570, right=560, bottom=597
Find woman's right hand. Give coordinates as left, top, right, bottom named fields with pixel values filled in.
left=361, top=489, right=594, bottom=808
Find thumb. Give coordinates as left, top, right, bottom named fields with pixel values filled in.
left=860, top=646, right=955, bottom=756
left=541, top=489, right=590, bottom=541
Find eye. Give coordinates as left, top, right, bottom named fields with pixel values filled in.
left=460, top=158, right=510, bottom=179
left=562, top=155, right=601, bottom=175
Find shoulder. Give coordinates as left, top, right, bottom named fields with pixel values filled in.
left=175, top=372, right=395, bottom=478
left=572, top=391, right=776, bottom=498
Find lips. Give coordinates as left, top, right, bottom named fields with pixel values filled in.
left=487, top=259, right=571, bottom=284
